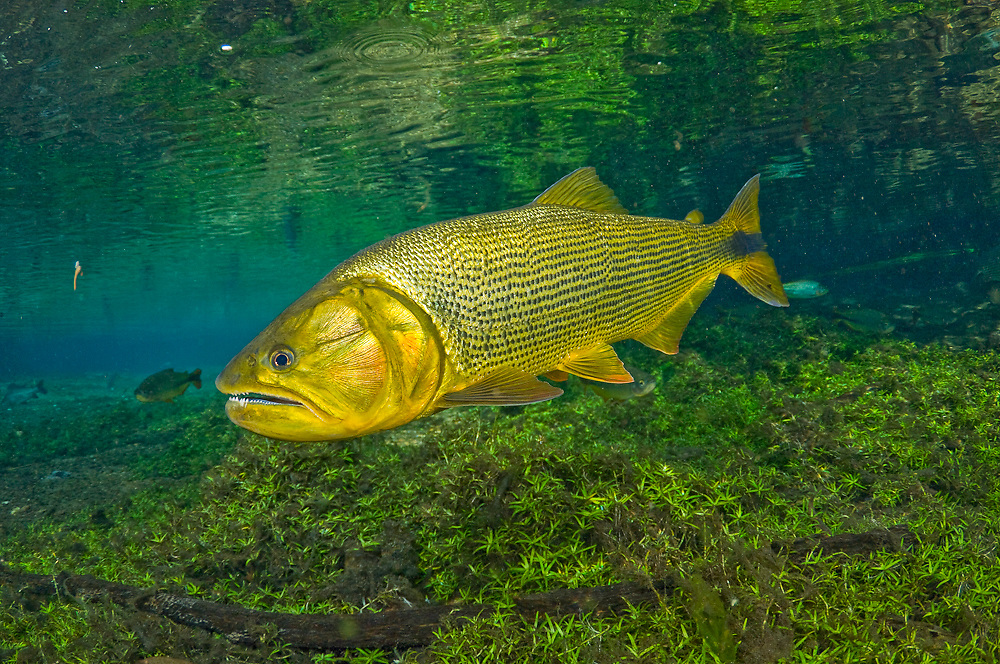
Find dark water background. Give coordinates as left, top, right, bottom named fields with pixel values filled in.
left=1, top=0, right=999, bottom=380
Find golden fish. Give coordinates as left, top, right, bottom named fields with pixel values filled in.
left=135, top=368, right=202, bottom=403
left=216, top=168, right=787, bottom=441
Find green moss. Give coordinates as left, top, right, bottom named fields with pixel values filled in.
left=4, top=312, right=1000, bottom=661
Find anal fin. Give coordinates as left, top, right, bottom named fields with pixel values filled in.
left=556, top=343, right=633, bottom=383
left=636, top=275, right=718, bottom=355
left=442, top=367, right=564, bottom=406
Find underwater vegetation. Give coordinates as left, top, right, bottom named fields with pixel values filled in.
left=3, top=309, right=1000, bottom=662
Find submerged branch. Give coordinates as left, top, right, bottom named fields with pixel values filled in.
left=0, top=526, right=912, bottom=651
left=1, top=566, right=679, bottom=649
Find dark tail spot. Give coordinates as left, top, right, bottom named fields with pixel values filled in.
left=730, top=231, right=765, bottom=256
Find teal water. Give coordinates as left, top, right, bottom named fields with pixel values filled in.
left=3, top=0, right=998, bottom=380
left=6, top=1, right=1000, bottom=660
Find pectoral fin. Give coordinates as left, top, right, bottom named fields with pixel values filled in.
left=636, top=275, right=718, bottom=355
left=556, top=343, right=633, bottom=383
left=442, top=367, right=564, bottom=406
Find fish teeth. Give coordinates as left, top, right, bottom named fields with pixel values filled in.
left=229, top=393, right=255, bottom=407
left=229, top=393, right=302, bottom=407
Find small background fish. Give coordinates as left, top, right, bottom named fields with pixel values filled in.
left=134, top=369, right=202, bottom=403
left=580, top=365, right=657, bottom=401
left=1, top=380, right=46, bottom=406
left=783, top=280, right=828, bottom=299
left=976, top=244, right=1000, bottom=283
left=833, top=308, right=895, bottom=334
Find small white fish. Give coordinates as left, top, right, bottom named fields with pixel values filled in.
left=783, top=280, right=828, bottom=299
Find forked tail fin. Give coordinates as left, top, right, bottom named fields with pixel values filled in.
left=717, top=175, right=789, bottom=307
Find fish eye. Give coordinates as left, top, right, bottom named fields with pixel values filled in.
left=269, top=347, right=296, bottom=371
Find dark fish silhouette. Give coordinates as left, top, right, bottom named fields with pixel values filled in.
left=135, top=369, right=202, bottom=403
left=1, top=380, right=46, bottom=406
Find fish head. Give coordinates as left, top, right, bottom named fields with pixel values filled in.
left=784, top=280, right=828, bottom=299
left=582, top=366, right=657, bottom=401
left=216, top=280, right=444, bottom=441
left=629, top=369, right=657, bottom=398
left=809, top=283, right=830, bottom=297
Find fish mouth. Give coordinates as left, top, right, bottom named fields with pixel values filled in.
left=222, top=388, right=346, bottom=440
left=224, top=389, right=336, bottom=424
left=228, top=392, right=306, bottom=408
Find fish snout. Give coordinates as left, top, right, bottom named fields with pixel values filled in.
left=216, top=348, right=260, bottom=392
left=215, top=368, right=235, bottom=392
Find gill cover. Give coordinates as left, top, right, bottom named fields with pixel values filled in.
left=217, top=280, right=444, bottom=441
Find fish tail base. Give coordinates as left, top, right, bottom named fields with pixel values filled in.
left=716, top=174, right=788, bottom=307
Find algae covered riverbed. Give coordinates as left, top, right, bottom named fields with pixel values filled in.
left=3, top=305, right=1000, bottom=662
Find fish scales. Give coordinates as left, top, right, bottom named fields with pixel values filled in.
left=216, top=168, right=787, bottom=441
left=333, top=206, right=734, bottom=378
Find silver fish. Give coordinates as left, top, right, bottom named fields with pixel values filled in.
left=783, top=280, right=828, bottom=299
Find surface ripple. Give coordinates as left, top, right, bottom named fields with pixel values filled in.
left=337, top=21, right=441, bottom=71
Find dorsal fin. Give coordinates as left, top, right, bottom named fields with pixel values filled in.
left=531, top=167, right=628, bottom=214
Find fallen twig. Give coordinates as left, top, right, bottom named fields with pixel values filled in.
left=1, top=526, right=912, bottom=651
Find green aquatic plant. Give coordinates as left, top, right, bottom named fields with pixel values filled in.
left=4, top=311, right=1000, bottom=662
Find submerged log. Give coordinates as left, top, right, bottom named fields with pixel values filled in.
left=2, top=566, right=678, bottom=649
left=0, top=526, right=912, bottom=651
left=772, top=524, right=916, bottom=560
